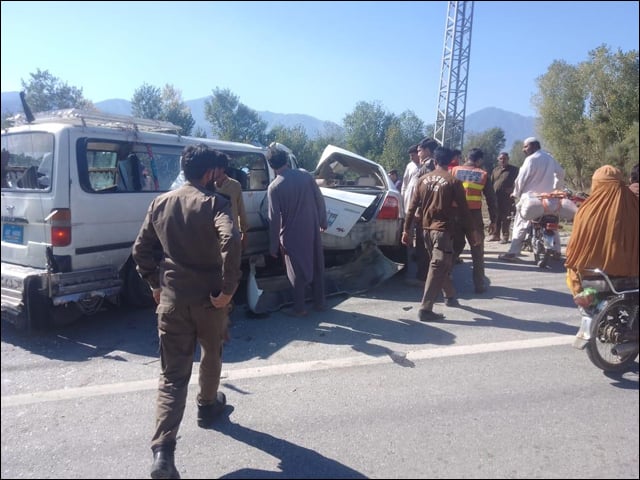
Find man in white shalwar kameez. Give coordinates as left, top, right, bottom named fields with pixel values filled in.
left=499, top=137, right=565, bottom=261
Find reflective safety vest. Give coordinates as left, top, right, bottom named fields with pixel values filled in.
left=451, top=165, right=487, bottom=210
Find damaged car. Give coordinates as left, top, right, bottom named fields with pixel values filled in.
left=314, top=144, right=405, bottom=263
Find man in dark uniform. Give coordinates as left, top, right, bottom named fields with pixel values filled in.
left=402, top=146, right=478, bottom=321
left=490, top=152, right=519, bottom=243
left=133, top=144, right=242, bottom=479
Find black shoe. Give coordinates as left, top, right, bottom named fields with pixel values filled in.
left=151, top=449, right=180, bottom=479
left=474, top=285, right=486, bottom=294
left=418, top=310, right=445, bottom=322
left=444, top=297, right=460, bottom=307
left=197, top=391, right=227, bottom=428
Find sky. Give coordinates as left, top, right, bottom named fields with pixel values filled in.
left=1, top=1, right=638, bottom=125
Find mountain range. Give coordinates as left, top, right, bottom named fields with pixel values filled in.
left=1, top=91, right=536, bottom=148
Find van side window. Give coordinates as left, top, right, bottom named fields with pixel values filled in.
left=79, top=140, right=182, bottom=193
left=227, top=153, right=269, bottom=191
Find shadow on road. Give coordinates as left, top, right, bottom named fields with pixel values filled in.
left=603, top=364, right=640, bottom=390
left=1, top=259, right=576, bottom=364
left=210, top=406, right=367, bottom=479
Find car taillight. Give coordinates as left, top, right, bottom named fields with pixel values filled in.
left=49, top=209, right=71, bottom=247
left=377, top=196, right=399, bottom=220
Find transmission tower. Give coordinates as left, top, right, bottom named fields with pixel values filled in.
left=434, top=1, right=474, bottom=150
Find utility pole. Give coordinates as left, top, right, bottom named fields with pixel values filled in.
left=434, top=1, right=474, bottom=150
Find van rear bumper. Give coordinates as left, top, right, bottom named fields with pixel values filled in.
left=1, top=263, right=42, bottom=317
left=1, top=262, right=122, bottom=322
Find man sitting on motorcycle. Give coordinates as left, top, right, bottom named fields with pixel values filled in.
left=499, top=137, right=565, bottom=262
left=565, top=165, right=639, bottom=306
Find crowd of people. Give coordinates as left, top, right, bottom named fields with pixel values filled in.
left=131, top=139, right=638, bottom=478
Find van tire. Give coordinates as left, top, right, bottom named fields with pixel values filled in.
left=123, top=262, right=155, bottom=308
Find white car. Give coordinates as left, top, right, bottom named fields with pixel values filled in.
left=314, top=145, right=405, bottom=263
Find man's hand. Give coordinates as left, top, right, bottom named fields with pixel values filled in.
left=401, top=231, right=409, bottom=246
left=152, top=288, right=161, bottom=304
left=240, top=232, right=248, bottom=250
left=210, top=291, right=233, bottom=309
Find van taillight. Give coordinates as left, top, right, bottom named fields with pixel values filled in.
left=50, top=209, right=71, bottom=247
left=377, top=196, right=399, bottom=220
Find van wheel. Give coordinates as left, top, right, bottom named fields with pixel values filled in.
left=123, top=263, right=154, bottom=308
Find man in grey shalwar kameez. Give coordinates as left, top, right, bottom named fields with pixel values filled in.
left=267, top=145, right=328, bottom=316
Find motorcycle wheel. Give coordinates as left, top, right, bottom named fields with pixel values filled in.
left=533, top=236, right=544, bottom=265
left=586, top=296, right=639, bottom=372
left=538, top=251, right=550, bottom=269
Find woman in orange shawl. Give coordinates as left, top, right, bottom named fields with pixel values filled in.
left=565, top=165, right=639, bottom=297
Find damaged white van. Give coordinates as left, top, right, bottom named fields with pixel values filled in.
left=1, top=109, right=289, bottom=331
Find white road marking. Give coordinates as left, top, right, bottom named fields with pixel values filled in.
left=1, top=335, right=573, bottom=407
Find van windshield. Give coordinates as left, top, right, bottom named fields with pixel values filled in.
left=1, top=133, right=55, bottom=191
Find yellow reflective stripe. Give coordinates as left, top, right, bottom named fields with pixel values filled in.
left=462, top=182, right=483, bottom=191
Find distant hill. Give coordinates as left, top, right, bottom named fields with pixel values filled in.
left=2, top=91, right=536, bottom=147
left=465, top=107, right=537, bottom=150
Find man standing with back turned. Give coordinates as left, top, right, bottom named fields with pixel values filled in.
left=452, top=148, right=498, bottom=294
left=267, top=143, right=328, bottom=317
left=402, top=146, right=478, bottom=321
left=133, top=144, right=242, bottom=479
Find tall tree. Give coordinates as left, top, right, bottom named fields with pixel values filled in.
left=463, top=127, right=506, bottom=172
left=533, top=46, right=639, bottom=190
left=131, top=83, right=163, bottom=120
left=343, top=101, right=394, bottom=162
left=509, top=140, right=527, bottom=167
left=380, top=110, right=426, bottom=173
left=21, top=68, right=93, bottom=113
left=266, top=124, right=314, bottom=169
left=161, top=85, right=195, bottom=136
left=204, top=87, right=267, bottom=144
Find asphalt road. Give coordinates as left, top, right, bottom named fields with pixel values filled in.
left=1, top=238, right=638, bottom=479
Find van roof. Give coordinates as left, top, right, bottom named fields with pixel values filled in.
left=8, top=108, right=182, bottom=134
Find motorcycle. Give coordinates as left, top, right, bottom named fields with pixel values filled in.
left=572, top=268, right=639, bottom=372
left=521, top=213, right=560, bottom=268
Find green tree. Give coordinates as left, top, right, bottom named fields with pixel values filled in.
left=204, top=87, right=267, bottom=144
left=161, top=85, right=195, bottom=136
left=582, top=46, right=639, bottom=175
left=131, top=83, right=163, bottom=119
left=379, top=110, right=426, bottom=173
left=463, top=127, right=506, bottom=172
left=21, top=68, right=93, bottom=113
left=509, top=140, right=526, bottom=167
left=343, top=101, right=394, bottom=162
left=131, top=83, right=195, bottom=135
left=266, top=124, right=315, bottom=169
left=192, top=126, right=208, bottom=138
left=533, top=45, right=639, bottom=190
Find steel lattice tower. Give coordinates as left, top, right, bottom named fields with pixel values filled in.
left=434, top=1, right=474, bottom=150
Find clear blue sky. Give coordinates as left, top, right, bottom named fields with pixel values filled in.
left=1, top=1, right=638, bottom=124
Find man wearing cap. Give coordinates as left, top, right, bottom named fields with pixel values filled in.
left=498, top=137, right=565, bottom=262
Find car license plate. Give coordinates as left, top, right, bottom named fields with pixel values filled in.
left=2, top=223, right=24, bottom=244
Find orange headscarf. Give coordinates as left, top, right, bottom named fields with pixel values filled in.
left=565, top=165, right=639, bottom=295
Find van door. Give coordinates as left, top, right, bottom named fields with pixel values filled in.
left=1, top=129, right=70, bottom=270
left=68, top=134, right=184, bottom=273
